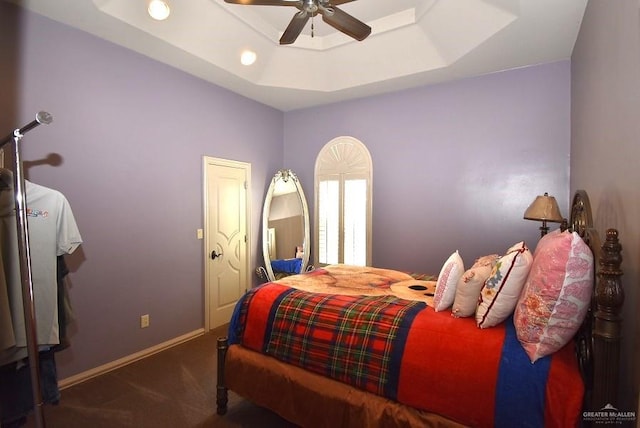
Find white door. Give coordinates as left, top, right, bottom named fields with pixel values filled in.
left=203, top=157, right=251, bottom=331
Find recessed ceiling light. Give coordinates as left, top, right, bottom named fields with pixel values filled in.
left=148, top=0, right=170, bottom=21
left=240, top=50, right=257, bottom=66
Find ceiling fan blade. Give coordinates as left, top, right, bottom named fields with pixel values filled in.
left=224, top=0, right=300, bottom=6
left=322, top=0, right=356, bottom=5
left=321, top=6, right=371, bottom=41
left=280, top=12, right=310, bottom=45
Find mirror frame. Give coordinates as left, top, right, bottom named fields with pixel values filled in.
left=261, top=169, right=310, bottom=281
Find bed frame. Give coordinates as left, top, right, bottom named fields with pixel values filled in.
left=216, top=189, right=624, bottom=424
left=570, top=190, right=624, bottom=413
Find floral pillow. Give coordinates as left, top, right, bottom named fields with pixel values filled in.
left=451, top=254, right=499, bottom=318
left=476, top=242, right=533, bottom=328
left=514, top=230, right=593, bottom=362
left=433, top=250, right=464, bottom=312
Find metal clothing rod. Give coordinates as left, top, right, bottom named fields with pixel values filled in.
left=0, top=111, right=52, bottom=149
left=2, top=112, right=53, bottom=428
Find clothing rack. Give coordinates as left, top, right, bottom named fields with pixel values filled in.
left=0, top=111, right=53, bottom=428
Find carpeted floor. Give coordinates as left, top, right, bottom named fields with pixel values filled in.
left=24, top=325, right=297, bottom=427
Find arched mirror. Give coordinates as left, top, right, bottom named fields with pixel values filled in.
left=260, top=169, right=310, bottom=281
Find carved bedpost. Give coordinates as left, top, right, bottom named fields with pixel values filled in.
left=591, top=229, right=624, bottom=410
left=217, top=337, right=229, bottom=415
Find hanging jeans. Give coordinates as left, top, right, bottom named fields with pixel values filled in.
left=0, top=350, right=59, bottom=427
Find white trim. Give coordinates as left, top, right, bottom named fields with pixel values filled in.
left=58, top=328, right=204, bottom=389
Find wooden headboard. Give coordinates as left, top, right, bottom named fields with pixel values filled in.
left=571, top=190, right=624, bottom=412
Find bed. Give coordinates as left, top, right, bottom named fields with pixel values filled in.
left=216, top=190, right=624, bottom=427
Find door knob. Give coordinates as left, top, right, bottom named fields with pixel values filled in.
left=211, top=250, right=222, bottom=260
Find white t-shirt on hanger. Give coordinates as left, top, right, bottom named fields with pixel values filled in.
left=0, top=173, right=82, bottom=365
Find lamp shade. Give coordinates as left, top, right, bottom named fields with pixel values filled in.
left=523, top=193, right=563, bottom=223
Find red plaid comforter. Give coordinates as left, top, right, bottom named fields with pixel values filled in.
left=229, top=278, right=584, bottom=427
left=263, top=288, right=421, bottom=398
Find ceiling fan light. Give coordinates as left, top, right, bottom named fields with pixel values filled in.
left=148, top=0, right=170, bottom=21
left=303, top=0, right=318, bottom=13
left=240, top=50, right=257, bottom=66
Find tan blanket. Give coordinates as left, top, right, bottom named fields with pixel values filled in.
left=275, top=264, right=436, bottom=306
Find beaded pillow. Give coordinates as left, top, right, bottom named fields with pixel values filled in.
left=476, top=242, right=533, bottom=328
left=451, top=254, right=499, bottom=318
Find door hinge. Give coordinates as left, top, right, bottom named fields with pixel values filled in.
left=244, top=235, right=247, bottom=243
left=244, top=181, right=247, bottom=189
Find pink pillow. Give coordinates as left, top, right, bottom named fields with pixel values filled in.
left=433, top=250, right=464, bottom=312
left=451, top=254, right=499, bottom=318
left=514, top=230, right=594, bottom=362
left=476, top=242, right=533, bottom=328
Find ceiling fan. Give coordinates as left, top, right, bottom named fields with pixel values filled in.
left=223, top=0, right=372, bottom=45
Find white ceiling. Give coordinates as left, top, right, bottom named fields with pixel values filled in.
left=8, top=0, right=588, bottom=111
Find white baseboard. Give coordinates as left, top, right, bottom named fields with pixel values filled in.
left=58, top=328, right=205, bottom=389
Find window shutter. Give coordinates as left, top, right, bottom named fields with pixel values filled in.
left=314, top=137, right=372, bottom=267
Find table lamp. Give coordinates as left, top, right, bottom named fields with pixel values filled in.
left=523, top=192, right=563, bottom=237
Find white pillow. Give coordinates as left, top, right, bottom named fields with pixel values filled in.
left=433, top=250, right=464, bottom=312
left=476, top=242, right=533, bottom=328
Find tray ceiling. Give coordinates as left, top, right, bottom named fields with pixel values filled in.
left=7, top=0, right=588, bottom=111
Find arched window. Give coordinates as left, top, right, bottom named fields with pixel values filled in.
left=314, top=136, right=372, bottom=267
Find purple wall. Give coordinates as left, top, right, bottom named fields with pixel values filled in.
left=571, top=0, right=640, bottom=412
left=0, top=3, right=283, bottom=378
left=284, top=61, right=571, bottom=275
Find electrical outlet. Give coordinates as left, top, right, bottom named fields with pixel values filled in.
left=140, top=314, right=150, bottom=328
